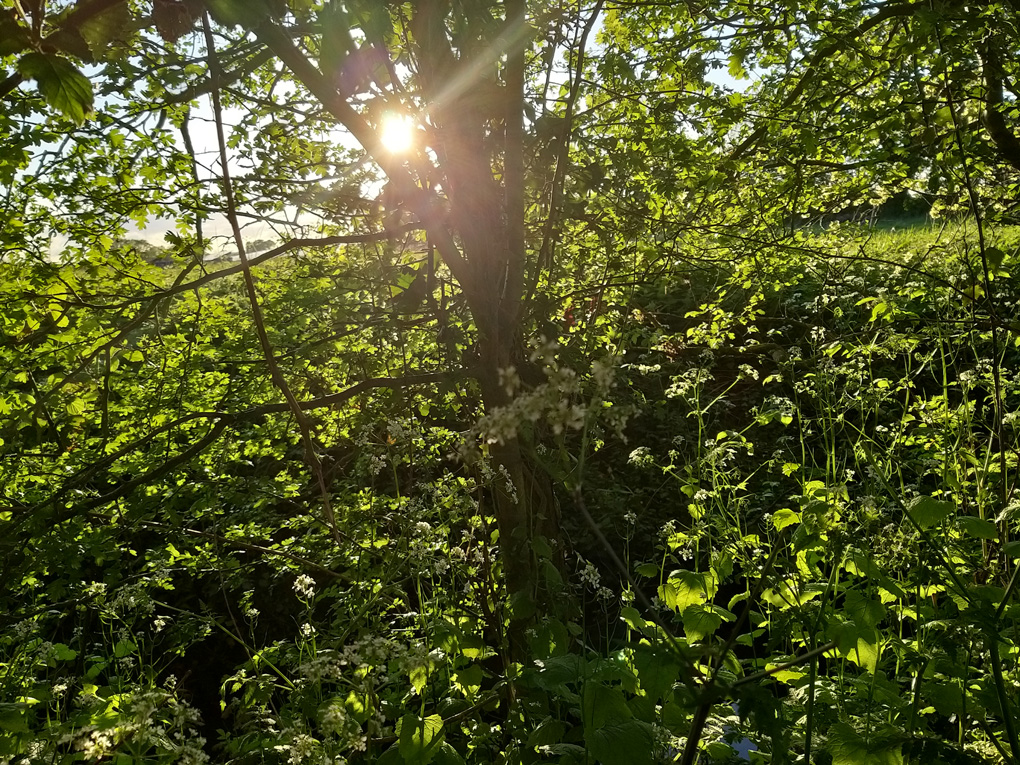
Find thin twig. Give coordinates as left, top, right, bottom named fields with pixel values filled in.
left=202, top=15, right=343, bottom=546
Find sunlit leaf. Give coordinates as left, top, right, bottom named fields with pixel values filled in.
left=16, top=52, right=94, bottom=124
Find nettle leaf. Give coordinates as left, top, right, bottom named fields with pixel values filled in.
left=16, top=52, right=94, bottom=124
left=582, top=682, right=632, bottom=729
left=582, top=683, right=653, bottom=765
left=908, top=496, right=954, bottom=529
left=586, top=718, right=655, bottom=765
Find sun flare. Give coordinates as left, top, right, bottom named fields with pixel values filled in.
left=380, top=114, right=415, bottom=154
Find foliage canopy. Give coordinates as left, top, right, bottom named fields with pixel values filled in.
left=4, top=0, right=1020, bottom=763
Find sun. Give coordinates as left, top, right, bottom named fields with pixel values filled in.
left=380, top=114, right=415, bottom=154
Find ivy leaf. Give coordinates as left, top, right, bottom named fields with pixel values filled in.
left=16, top=52, right=94, bottom=125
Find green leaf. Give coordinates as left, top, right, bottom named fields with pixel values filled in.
left=432, top=742, right=465, bottom=765
left=923, top=681, right=964, bottom=717
left=908, top=496, right=954, bottom=529
left=660, top=701, right=688, bottom=735
left=80, top=1, right=132, bottom=58
left=0, top=8, right=30, bottom=56
left=763, top=580, right=819, bottom=609
left=620, top=606, right=650, bottom=635
left=453, top=665, right=482, bottom=697
left=205, top=0, right=275, bottom=27
left=959, top=516, right=997, bottom=540
left=681, top=604, right=723, bottom=641
left=985, top=246, right=1006, bottom=274
left=527, top=718, right=566, bottom=749
left=658, top=571, right=713, bottom=612
left=844, top=591, right=885, bottom=629
left=827, top=722, right=902, bottom=765
left=410, top=664, right=429, bottom=695
left=397, top=713, right=445, bottom=765
left=771, top=508, right=801, bottom=531
left=582, top=683, right=632, bottom=729
left=728, top=52, right=747, bottom=79
left=51, top=643, right=77, bottom=661
left=586, top=718, right=654, bottom=765
left=529, top=618, right=569, bottom=658
left=0, top=703, right=28, bottom=733
left=635, top=563, right=659, bottom=578
left=828, top=620, right=859, bottom=657
left=849, top=635, right=881, bottom=673
left=16, top=52, right=94, bottom=125
left=113, top=639, right=136, bottom=658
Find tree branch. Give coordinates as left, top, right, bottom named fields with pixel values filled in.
left=203, top=13, right=342, bottom=545
left=69, top=226, right=419, bottom=311
left=728, top=1, right=922, bottom=163
left=252, top=19, right=470, bottom=280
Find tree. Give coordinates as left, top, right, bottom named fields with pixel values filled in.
left=0, top=0, right=613, bottom=657
left=5, top=0, right=1020, bottom=761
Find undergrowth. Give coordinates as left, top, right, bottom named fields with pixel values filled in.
left=3, top=222, right=1020, bottom=765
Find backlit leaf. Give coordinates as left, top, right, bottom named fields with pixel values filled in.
left=16, top=52, right=94, bottom=124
